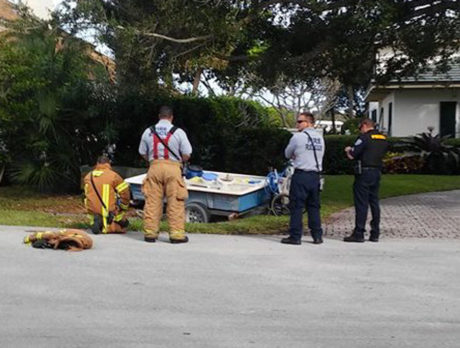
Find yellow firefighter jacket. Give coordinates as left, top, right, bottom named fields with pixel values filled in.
left=83, top=163, right=130, bottom=217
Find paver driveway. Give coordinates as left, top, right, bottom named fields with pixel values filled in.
left=325, top=190, right=460, bottom=239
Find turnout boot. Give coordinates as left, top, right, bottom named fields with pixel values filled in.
left=91, top=215, right=103, bottom=235
left=170, top=236, right=189, bottom=244
left=144, top=235, right=157, bottom=243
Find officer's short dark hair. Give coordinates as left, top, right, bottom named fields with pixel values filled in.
left=359, top=118, right=375, bottom=128
left=299, top=111, right=315, bottom=124
left=159, top=106, right=173, bottom=119
left=97, top=155, right=110, bottom=164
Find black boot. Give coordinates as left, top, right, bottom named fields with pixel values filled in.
left=170, top=236, right=189, bottom=244
left=313, top=237, right=323, bottom=245
left=144, top=235, right=157, bottom=243
left=91, top=215, right=103, bottom=235
left=343, top=234, right=365, bottom=243
left=281, top=237, right=301, bottom=245
left=117, top=219, right=130, bottom=228
left=369, top=234, right=379, bottom=242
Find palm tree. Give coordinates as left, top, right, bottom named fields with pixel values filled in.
left=1, top=16, right=113, bottom=192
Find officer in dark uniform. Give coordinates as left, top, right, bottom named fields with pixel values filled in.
left=344, top=118, right=388, bottom=243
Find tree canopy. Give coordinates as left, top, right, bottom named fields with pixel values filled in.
left=58, top=0, right=268, bottom=93
left=58, top=0, right=460, bottom=96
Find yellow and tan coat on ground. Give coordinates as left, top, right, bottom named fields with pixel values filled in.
left=83, top=163, right=130, bottom=233
left=24, top=229, right=93, bottom=251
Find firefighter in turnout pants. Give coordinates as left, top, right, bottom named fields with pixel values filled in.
left=138, top=106, right=192, bottom=243
left=84, top=156, right=130, bottom=234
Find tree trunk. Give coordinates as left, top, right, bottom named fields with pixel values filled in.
left=192, top=68, right=203, bottom=96
left=0, top=165, right=5, bottom=185
left=347, top=85, right=354, bottom=118
left=281, top=112, right=287, bottom=128
left=330, top=108, right=336, bottom=134
left=275, top=109, right=287, bottom=128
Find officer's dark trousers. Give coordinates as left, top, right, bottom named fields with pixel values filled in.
left=288, top=170, right=323, bottom=241
left=353, top=168, right=381, bottom=238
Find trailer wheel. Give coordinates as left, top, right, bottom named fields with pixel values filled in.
left=185, top=202, right=210, bottom=223
left=270, top=194, right=291, bottom=216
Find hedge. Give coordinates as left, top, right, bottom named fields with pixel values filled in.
left=322, top=135, right=413, bottom=174
left=111, top=93, right=460, bottom=176
left=445, top=138, right=460, bottom=147
left=112, top=94, right=279, bottom=173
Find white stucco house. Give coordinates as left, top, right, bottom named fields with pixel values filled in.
left=10, top=0, right=57, bottom=19
left=366, top=63, right=460, bottom=138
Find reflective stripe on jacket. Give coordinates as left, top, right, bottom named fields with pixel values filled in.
left=83, top=163, right=130, bottom=216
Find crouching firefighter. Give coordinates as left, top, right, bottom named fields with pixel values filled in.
left=84, top=155, right=130, bottom=234
left=138, top=105, right=192, bottom=243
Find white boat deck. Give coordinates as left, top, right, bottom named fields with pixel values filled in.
left=125, top=171, right=267, bottom=196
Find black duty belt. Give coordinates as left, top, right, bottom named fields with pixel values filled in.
left=294, top=169, right=320, bottom=174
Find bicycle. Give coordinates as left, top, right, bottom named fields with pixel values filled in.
left=265, top=162, right=295, bottom=216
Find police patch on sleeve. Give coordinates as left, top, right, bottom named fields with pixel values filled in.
left=354, top=139, right=363, bottom=146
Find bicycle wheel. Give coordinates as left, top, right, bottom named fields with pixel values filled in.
left=270, top=194, right=290, bottom=216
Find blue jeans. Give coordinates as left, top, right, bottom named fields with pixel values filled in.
left=288, top=171, right=323, bottom=241
left=353, top=168, right=381, bottom=238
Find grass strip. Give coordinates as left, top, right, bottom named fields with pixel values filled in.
left=1, top=175, right=459, bottom=234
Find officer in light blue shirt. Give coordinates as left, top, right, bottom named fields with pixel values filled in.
left=281, top=112, right=325, bottom=245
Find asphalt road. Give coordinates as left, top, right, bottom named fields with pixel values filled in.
left=1, top=225, right=459, bottom=348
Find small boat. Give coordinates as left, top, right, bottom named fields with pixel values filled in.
left=125, top=170, right=269, bottom=223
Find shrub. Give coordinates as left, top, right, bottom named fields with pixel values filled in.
left=112, top=94, right=276, bottom=173
left=403, top=130, right=460, bottom=174
left=322, top=135, right=356, bottom=174
left=383, top=152, right=424, bottom=174
left=445, top=138, right=460, bottom=148
left=226, top=128, right=292, bottom=175
left=322, top=136, right=429, bottom=174
left=341, top=118, right=360, bottom=135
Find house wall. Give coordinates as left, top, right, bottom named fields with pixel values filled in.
left=380, top=93, right=395, bottom=135
left=368, top=95, right=395, bottom=134
left=10, top=0, right=56, bottom=19
left=368, top=102, right=379, bottom=122
left=368, top=88, right=460, bottom=137
left=393, top=89, right=460, bottom=137
left=0, top=0, right=19, bottom=22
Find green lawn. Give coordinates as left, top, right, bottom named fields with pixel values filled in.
left=1, top=175, right=459, bottom=234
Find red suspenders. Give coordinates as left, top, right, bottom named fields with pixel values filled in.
left=153, top=133, right=160, bottom=159
left=151, top=127, right=176, bottom=160
left=162, top=132, right=173, bottom=159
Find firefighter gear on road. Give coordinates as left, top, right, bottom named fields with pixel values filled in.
left=24, top=229, right=93, bottom=251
